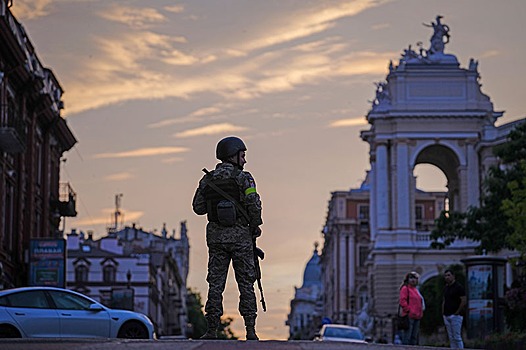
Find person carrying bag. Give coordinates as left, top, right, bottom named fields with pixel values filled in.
left=398, top=271, right=424, bottom=345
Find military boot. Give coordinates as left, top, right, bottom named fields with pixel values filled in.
left=244, top=316, right=259, bottom=341
left=200, top=316, right=218, bottom=339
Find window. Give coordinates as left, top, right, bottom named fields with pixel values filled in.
left=75, top=265, right=89, bottom=283
left=5, top=290, right=50, bottom=309
left=358, top=246, right=369, bottom=267
left=103, top=265, right=116, bottom=283
left=415, top=205, right=424, bottom=230
left=48, top=291, right=94, bottom=310
left=2, top=181, right=14, bottom=252
left=415, top=205, right=423, bottom=220
left=358, top=205, right=369, bottom=220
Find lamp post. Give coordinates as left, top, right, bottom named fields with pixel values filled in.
left=350, top=294, right=356, bottom=325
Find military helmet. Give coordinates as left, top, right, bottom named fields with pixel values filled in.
left=216, top=136, right=246, bottom=160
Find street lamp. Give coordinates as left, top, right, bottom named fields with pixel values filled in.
left=350, top=294, right=356, bottom=325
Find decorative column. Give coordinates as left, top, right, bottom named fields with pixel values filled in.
left=395, top=140, right=411, bottom=229
left=375, top=142, right=390, bottom=230
left=466, top=141, right=480, bottom=207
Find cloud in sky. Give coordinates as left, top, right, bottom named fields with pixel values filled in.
left=10, top=0, right=53, bottom=19
left=164, top=5, right=184, bottom=14
left=28, top=1, right=389, bottom=116
left=93, top=146, right=188, bottom=159
left=97, top=4, right=167, bottom=28
left=161, top=157, right=183, bottom=164
left=103, top=172, right=135, bottom=181
left=73, top=209, right=144, bottom=227
left=174, top=123, right=248, bottom=138
left=241, top=0, right=385, bottom=51
left=329, top=117, right=368, bottom=128
left=148, top=105, right=227, bottom=128
left=480, top=50, right=500, bottom=58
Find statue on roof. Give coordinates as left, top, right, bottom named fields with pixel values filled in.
left=373, top=81, right=390, bottom=106
left=423, top=15, right=450, bottom=55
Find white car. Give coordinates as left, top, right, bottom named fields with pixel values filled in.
left=315, top=324, right=367, bottom=343
left=0, top=287, right=155, bottom=339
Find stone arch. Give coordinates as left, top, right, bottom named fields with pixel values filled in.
left=413, top=144, right=461, bottom=211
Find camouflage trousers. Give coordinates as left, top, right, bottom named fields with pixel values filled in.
left=205, top=242, right=257, bottom=320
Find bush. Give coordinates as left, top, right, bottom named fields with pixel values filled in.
left=484, top=332, right=526, bottom=350
left=504, top=285, right=526, bottom=331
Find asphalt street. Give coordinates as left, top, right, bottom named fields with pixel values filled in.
left=0, top=339, right=469, bottom=350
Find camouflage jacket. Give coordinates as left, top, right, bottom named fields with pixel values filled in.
left=192, top=162, right=263, bottom=244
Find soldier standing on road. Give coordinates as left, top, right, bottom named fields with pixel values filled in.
left=192, top=136, right=263, bottom=340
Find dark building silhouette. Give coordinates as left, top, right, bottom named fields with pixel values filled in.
left=0, top=0, right=77, bottom=288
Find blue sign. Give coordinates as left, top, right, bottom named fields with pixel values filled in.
left=29, top=239, right=66, bottom=288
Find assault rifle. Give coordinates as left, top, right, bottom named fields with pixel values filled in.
left=202, top=168, right=267, bottom=312
left=253, top=241, right=267, bottom=312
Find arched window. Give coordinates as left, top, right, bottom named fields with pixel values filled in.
left=75, top=265, right=88, bottom=283
left=103, top=265, right=116, bottom=283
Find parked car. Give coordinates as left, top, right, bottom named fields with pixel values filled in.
left=314, top=324, right=367, bottom=343
left=0, top=287, right=155, bottom=339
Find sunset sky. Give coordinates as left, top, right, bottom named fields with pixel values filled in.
left=11, top=0, right=526, bottom=340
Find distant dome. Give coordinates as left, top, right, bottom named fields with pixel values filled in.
left=302, top=243, right=321, bottom=288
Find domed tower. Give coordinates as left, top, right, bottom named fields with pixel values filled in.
left=302, top=242, right=322, bottom=288
left=287, top=243, right=323, bottom=340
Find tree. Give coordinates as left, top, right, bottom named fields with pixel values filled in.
left=430, top=121, right=526, bottom=255
left=501, top=162, right=526, bottom=257
left=185, top=288, right=238, bottom=340
left=186, top=288, right=207, bottom=338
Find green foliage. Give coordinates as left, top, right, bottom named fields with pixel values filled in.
left=430, top=121, right=526, bottom=254
left=420, top=275, right=443, bottom=335
left=504, top=284, right=526, bottom=331
left=186, top=288, right=207, bottom=339
left=217, top=317, right=238, bottom=340
left=501, top=163, right=526, bottom=257
left=484, top=331, right=526, bottom=350
left=185, top=288, right=238, bottom=340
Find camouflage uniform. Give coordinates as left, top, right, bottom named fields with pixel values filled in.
left=192, top=162, right=263, bottom=332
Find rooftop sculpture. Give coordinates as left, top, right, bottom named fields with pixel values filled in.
left=369, top=16, right=489, bottom=114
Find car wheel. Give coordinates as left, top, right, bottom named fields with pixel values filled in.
left=0, top=325, right=22, bottom=338
left=117, top=321, right=149, bottom=339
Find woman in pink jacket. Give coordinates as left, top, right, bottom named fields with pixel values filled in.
left=399, top=271, right=425, bottom=345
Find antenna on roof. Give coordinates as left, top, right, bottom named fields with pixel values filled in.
left=108, top=193, right=123, bottom=233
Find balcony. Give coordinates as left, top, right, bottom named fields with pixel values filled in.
left=52, top=182, right=77, bottom=217
left=0, top=112, right=26, bottom=153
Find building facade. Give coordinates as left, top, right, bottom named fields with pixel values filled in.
left=66, top=222, right=190, bottom=337
left=318, top=16, right=524, bottom=341
left=321, top=176, right=445, bottom=339
left=0, top=0, right=77, bottom=289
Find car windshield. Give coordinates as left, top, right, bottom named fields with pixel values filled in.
left=324, top=327, right=363, bottom=340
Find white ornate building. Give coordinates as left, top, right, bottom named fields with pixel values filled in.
left=66, top=222, right=190, bottom=337
left=319, top=16, right=525, bottom=341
